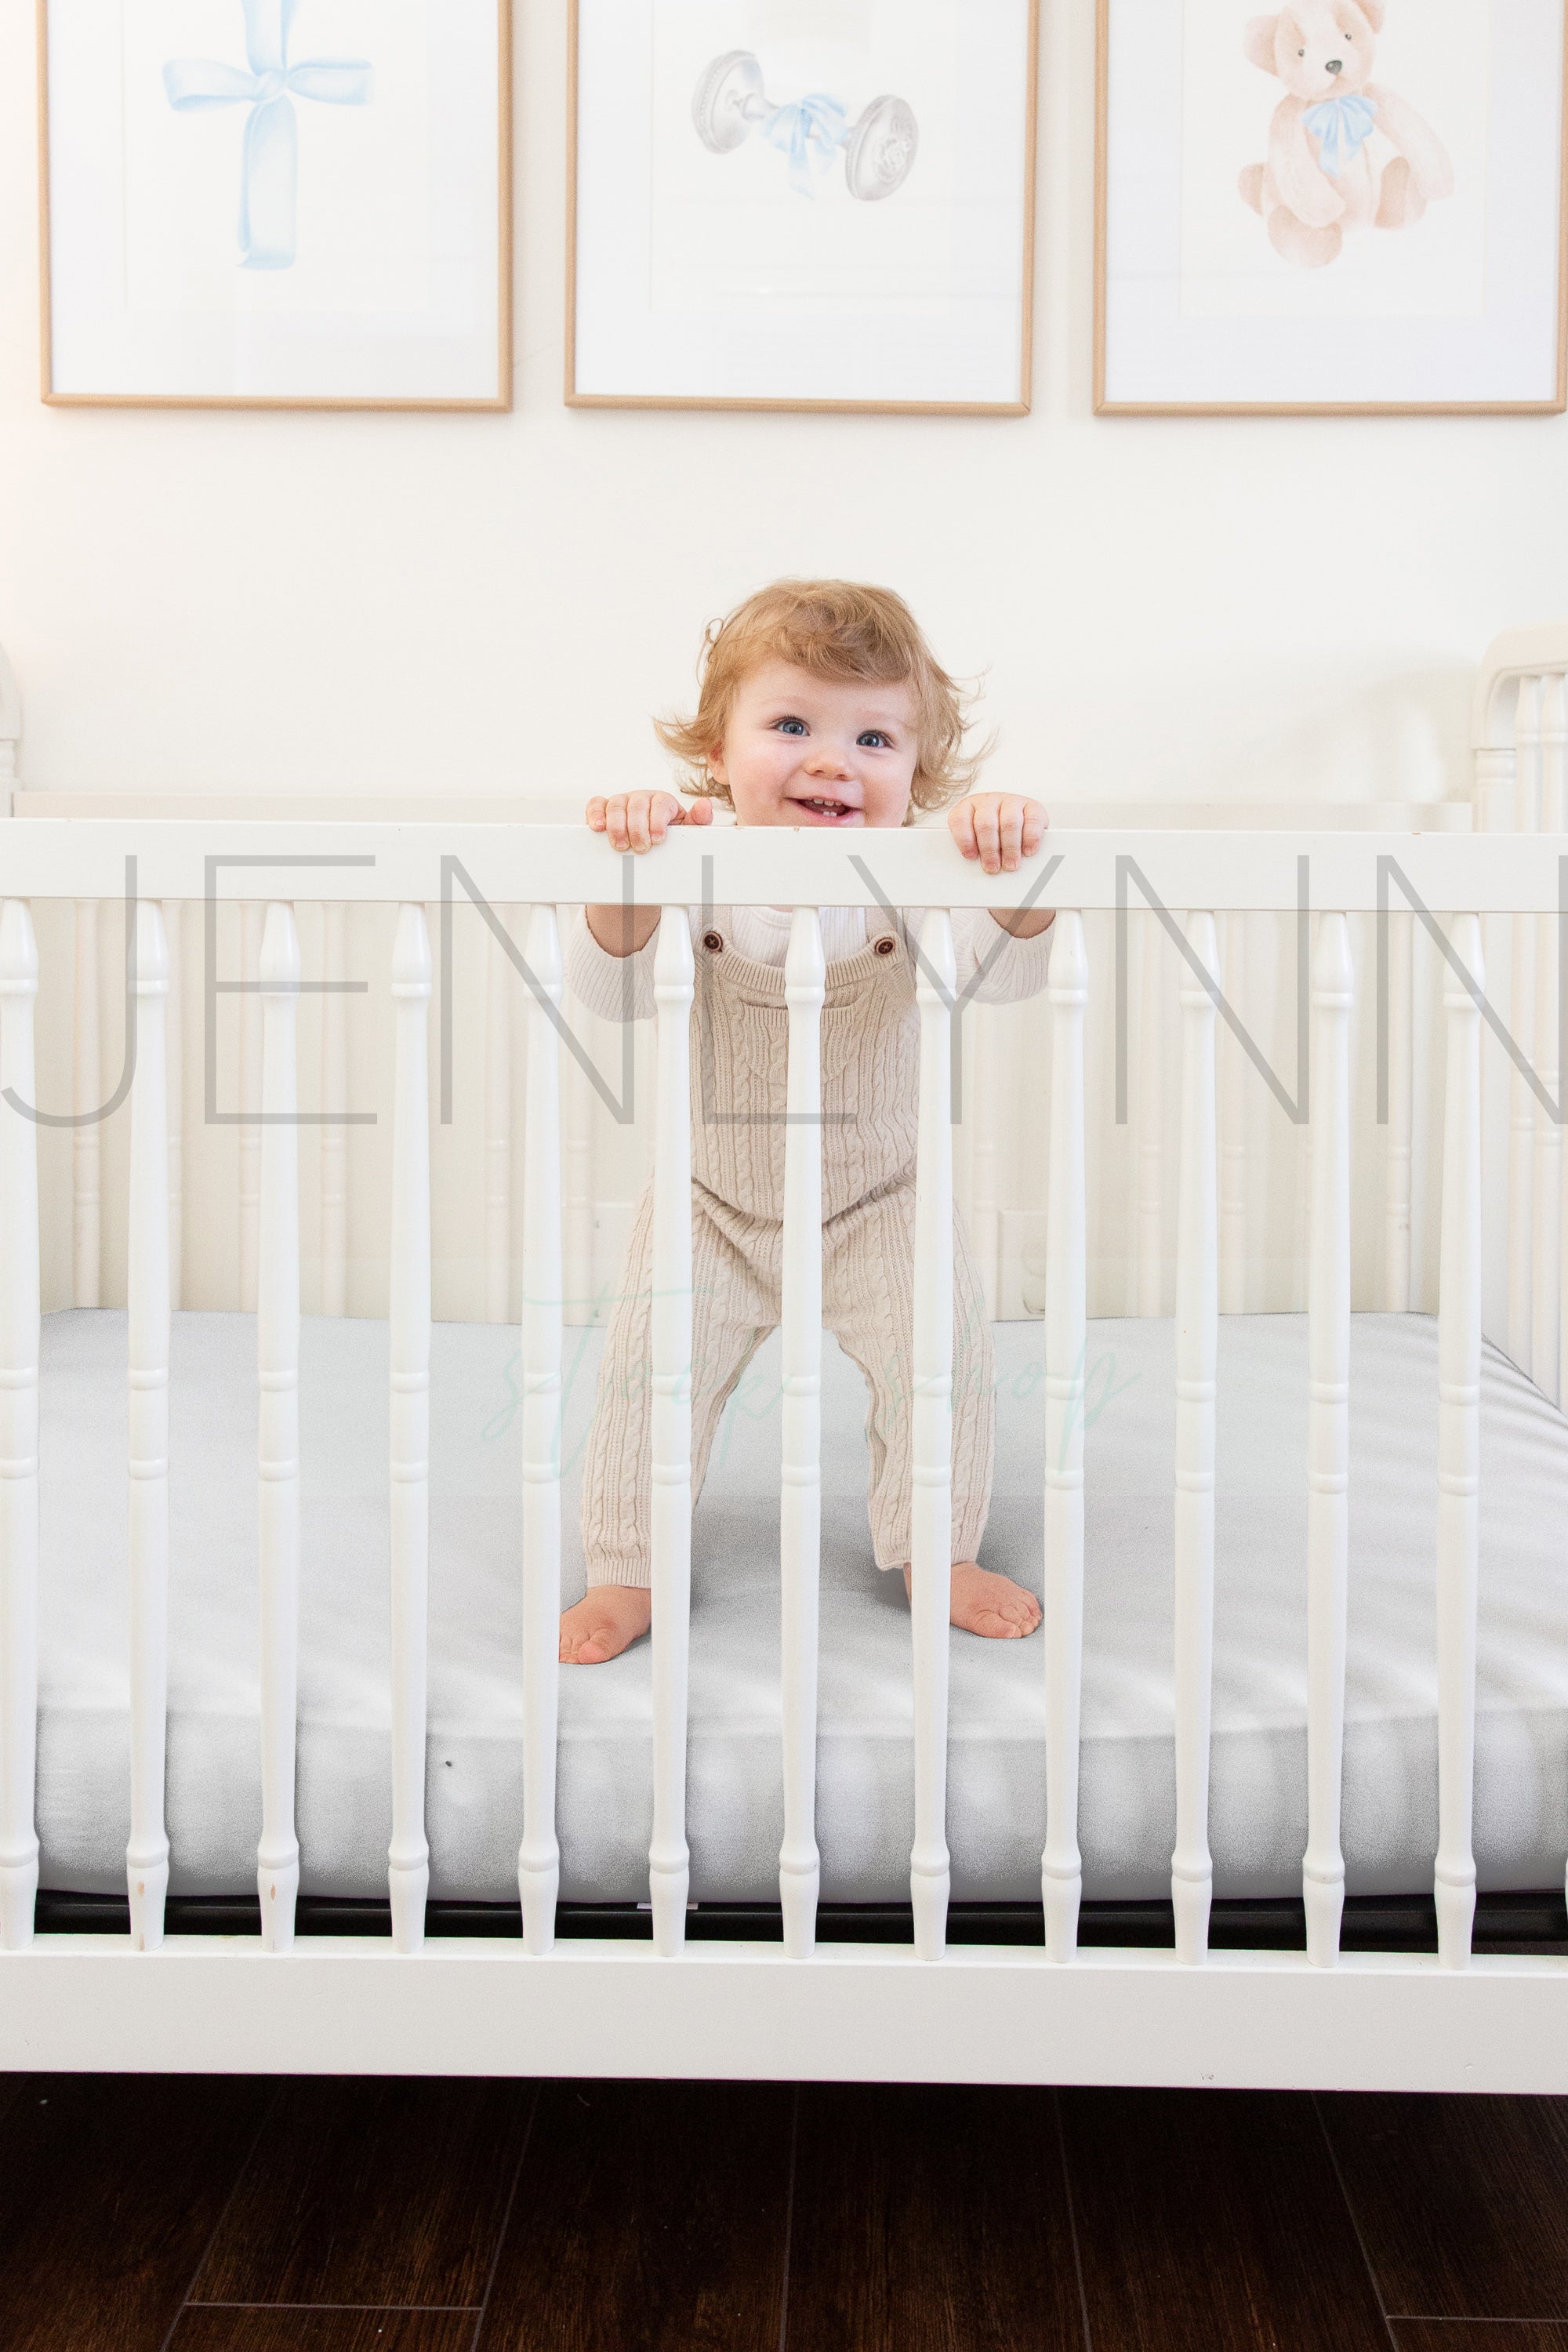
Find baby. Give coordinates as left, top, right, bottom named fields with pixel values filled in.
left=558, top=579, right=1055, bottom=1666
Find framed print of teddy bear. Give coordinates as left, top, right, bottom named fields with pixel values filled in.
left=1095, top=0, right=1567, bottom=413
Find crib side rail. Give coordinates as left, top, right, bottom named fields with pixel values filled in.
left=2, top=818, right=1559, bottom=913
left=0, top=822, right=1555, bottom=1989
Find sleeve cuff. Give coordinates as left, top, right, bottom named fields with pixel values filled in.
left=564, top=904, right=661, bottom=1024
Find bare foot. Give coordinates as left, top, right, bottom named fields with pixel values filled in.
left=901, top=1559, right=1042, bottom=1641
left=559, top=1585, right=652, bottom=1664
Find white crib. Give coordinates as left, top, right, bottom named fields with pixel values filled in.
left=1, top=625, right=1566, bottom=2092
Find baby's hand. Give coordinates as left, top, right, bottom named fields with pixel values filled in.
left=948, top=793, right=1049, bottom=877
left=586, top=790, right=714, bottom=854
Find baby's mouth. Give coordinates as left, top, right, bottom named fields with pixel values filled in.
left=793, top=797, right=859, bottom=822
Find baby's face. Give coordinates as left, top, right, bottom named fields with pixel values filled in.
left=707, top=660, right=919, bottom=830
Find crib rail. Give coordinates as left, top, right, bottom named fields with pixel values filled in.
left=1, top=814, right=1566, bottom=2085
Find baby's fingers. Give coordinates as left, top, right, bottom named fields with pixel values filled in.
left=599, top=789, right=710, bottom=852
left=948, top=800, right=982, bottom=860
left=1022, top=802, right=1050, bottom=855
left=627, top=793, right=662, bottom=852
left=970, top=800, right=1006, bottom=874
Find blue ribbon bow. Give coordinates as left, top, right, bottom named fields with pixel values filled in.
left=164, top=0, right=372, bottom=270
left=1302, top=91, right=1378, bottom=179
left=762, top=93, right=849, bottom=196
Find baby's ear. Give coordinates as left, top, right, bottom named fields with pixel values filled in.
left=1243, top=13, right=1281, bottom=69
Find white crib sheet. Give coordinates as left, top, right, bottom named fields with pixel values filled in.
left=33, top=1308, right=1568, bottom=1908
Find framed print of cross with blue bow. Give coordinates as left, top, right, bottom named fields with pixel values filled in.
left=39, top=0, right=513, bottom=408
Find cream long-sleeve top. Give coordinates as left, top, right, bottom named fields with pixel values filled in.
left=565, top=900, right=1054, bottom=1022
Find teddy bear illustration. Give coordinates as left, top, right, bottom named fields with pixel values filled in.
left=1240, top=1, right=1454, bottom=269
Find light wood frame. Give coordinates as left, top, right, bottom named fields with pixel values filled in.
left=1092, top=0, right=1568, bottom=418
left=564, top=0, right=1039, bottom=416
left=36, top=0, right=514, bottom=412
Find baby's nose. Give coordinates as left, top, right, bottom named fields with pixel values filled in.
left=1325, top=56, right=1343, bottom=72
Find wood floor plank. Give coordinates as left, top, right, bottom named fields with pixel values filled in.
left=191, top=2077, right=533, bottom=2312
left=0, top=2071, right=273, bottom=2352
left=1392, top=2328, right=1568, bottom=2350
left=169, top=2314, right=476, bottom=2352
left=1062, top=2087, right=1389, bottom=2352
left=476, top=2078, right=791, bottom=2352
left=1323, top=2094, right=1568, bottom=2321
left=784, top=2083, right=1084, bottom=2352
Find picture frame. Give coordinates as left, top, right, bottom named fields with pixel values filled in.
left=1094, top=0, right=1568, bottom=416
left=566, top=0, right=1039, bottom=416
left=38, top=0, right=513, bottom=412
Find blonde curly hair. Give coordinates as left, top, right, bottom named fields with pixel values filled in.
left=654, top=579, right=989, bottom=824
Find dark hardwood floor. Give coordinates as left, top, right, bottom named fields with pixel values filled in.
left=1, top=2072, right=1565, bottom=2348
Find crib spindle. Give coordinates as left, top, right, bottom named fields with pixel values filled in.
left=389, top=906, right=433, bottom=1954
left=911, top=907, right=957, bottom=1962
left=1138, top=912, right=1164, bottom=1317
left=1042, top=912, right=1089, bottom=1962
left=969, top=1004, right=1002, bottom=1320
left=1305, top=913, right=1353, bottom=1965
left=1385, top=909, right=1414, bottom=1312
left=126, top=900, right=172, bottom=1952
left=1508, top=679, right=1541, bottom=1373
left=562, top=933, right=595, bottom=1330
left=780, top=907, right=826, bottom=1959
left=320, top=904, right=349, bottom=1317
left=1218, top=913, right=1247, bottom=1316
left=239, top=901, right=264, bottom=1315
left=165, top=903, right=183, bottom=1310
left=73, top=898, right=100, bottom=1308
left=518, top=904, right=564, bottom=1955
left=0, top=901, right=40, bottom=1952
left=485, top=913, right=512, bottom=1325
left=1172, top=910, right=1218, bottom=1965
left=1533, top=673, right=1565, bottom=1404
left=256, top=902, right=302, bottom=1954
left=649, top=906, right=695, bottom=1955
left=1436, top=913, right=1484, bottom=1969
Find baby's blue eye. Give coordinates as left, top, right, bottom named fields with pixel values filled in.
left=858, top=730, right=891, bottom=748
left=775, top=717, right=808, bottom=735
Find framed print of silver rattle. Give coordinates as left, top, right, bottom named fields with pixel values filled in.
left=692, top=51, right=919, bottom=201
left=567, top=0, right=1039, bottom=413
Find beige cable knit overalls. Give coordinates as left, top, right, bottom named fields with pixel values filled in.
left=579, top=907, right=996, bottom=1587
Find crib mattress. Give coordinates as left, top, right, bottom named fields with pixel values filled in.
left=32, top=1308, right=1568, bottom=1907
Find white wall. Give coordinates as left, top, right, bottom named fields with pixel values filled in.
left=2, top=2, right=1565, bottom=810
left=0, top=2, right=1555, bottom=1340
